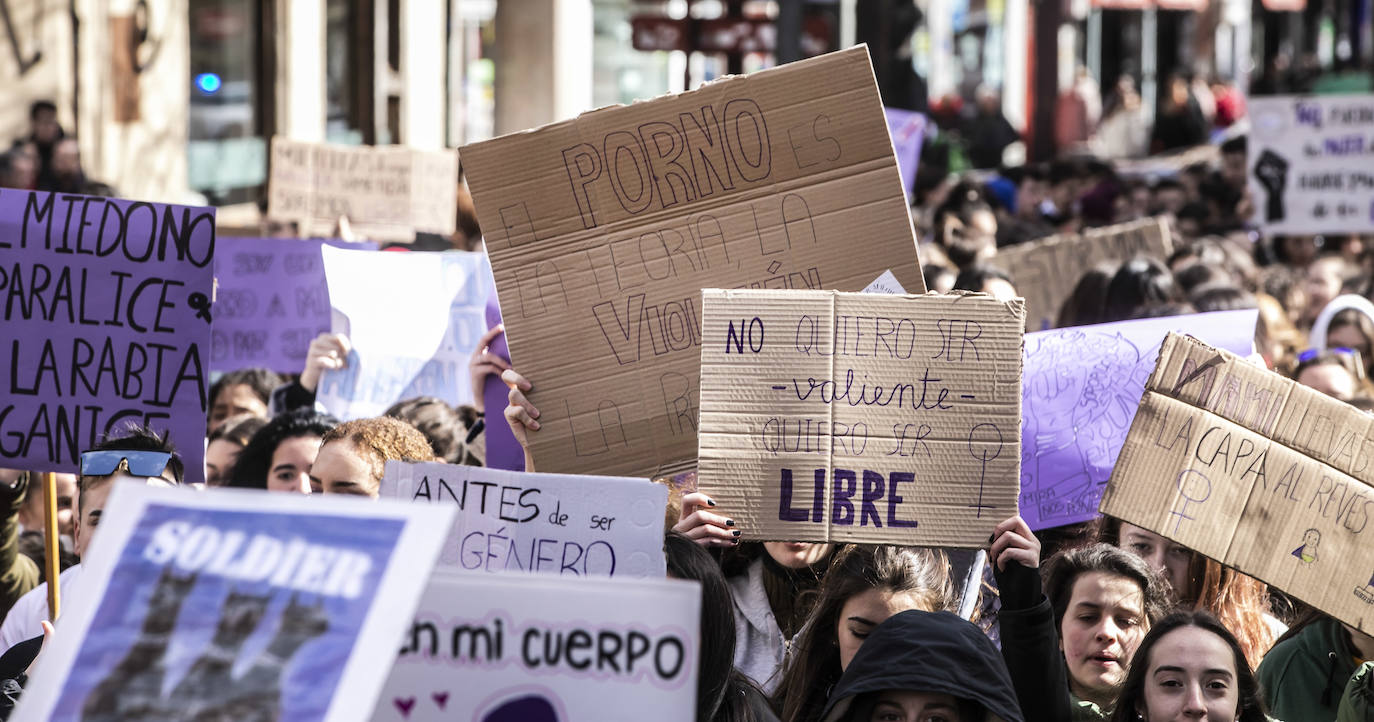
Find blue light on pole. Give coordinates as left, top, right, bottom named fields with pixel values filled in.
left=195, top=73, right=223, bottom=94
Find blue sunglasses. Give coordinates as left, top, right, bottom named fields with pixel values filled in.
left=79, top=450, right=172, bottom=478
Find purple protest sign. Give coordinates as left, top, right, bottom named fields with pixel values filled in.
left=1020, top=310, right=1258, bottom=531
left=884, top=108, right=927, bottom=201
left=211, top=238, right=374, bottom=374
left=0, top=189, right=215, bottom=484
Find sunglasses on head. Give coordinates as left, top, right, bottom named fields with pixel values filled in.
left=1297, top=346, right=1356, bottom=364
left=79, top=450, right=172, bottom=478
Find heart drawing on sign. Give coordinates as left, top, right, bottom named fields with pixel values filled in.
left=394, top=697, right=417, bottom=718
left=433, top=691, right=450, bottom=709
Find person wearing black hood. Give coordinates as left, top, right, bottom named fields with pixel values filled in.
left=818, top=609, right=1024, bottom=722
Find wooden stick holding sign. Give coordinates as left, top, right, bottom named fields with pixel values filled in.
left=1102, top=332, right=1374, bottom=632
left=42, top=472, right=59, bottom=621
left=696, top=289, right=1025, bottom=547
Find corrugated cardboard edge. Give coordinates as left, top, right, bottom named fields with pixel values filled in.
left=1102, top=332, right=1374, bottom=631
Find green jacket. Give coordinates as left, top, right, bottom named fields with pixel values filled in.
left=0, top=475, right=39, bottom=620
left=1070, top=693, right=1106, bottom=722
left=1338, top=661, right=1373, bottom=722
left=1258, top=617, right=1360, bottom=722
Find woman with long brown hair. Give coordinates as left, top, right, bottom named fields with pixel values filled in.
left=1096, top=517, right=1285, bottom=670
left=770, top=545, right=958, bottom=722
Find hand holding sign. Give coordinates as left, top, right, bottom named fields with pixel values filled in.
left=502, top=368, right=540, bottom=470
left=300, top=332, right=352, bottom=393
left=469, top=325, right=510, bottom=414
left=673, top=492, right=739, bottom=548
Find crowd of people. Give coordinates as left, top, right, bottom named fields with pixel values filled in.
left=2, top=90, right=1374, bottom=721
left=924, top=67, right=1248, bottom=174
left=0, top=101, right=114, bottom=198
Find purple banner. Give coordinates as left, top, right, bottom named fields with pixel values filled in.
left=1021, top=310, right=1258, bottom=531
left=0, top=189, right=214, bottom=484
left=211, top=238, right=373, bottom=374
left=884, top=108, right=927, bottom=201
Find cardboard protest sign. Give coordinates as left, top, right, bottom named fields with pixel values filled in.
left=1248, top=95, right=1374, bottom=234
left=16, top=483, right=455, bottom=721
left=317, top=247, right=492, bottom=419
left=211, top=237, right=376, bottom=374
left=997, top=217, right=1172, bottom=332
left=460, top=46, right=925, bottom=479
left=0, top=189, right=214, bottom=484
left=267, top=137, right=459, bottom=242
left=1021, top=310, right=1258, bottom=531
left=376, top=572, right=700, bottom=722
left=1102, top=333, right=1374, bottom=632
left=379, top=460, right=668, bottom=577
left=696, top=289, right=1024, bottom=546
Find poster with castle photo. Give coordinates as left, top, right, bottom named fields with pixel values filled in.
left=16, top=483, right=454, bottom=721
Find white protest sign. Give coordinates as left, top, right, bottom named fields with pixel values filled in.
left=380, top=460, right=668, bottom=577
left=317, top=247, right=492, bottom=419
left=1249, top=94, right=1374, bottom=234
left=375, top=572, right=700, bottom=722
left=16, top=483, right=454, bottom=722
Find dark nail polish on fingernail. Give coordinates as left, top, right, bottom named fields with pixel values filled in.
left=732, top=530, right=741, bottom=537
left=989, top=534, right=995, bottom=543
left=731, top=538, right=740, bottom=545
left=707, top=499, right=717, bottom=507
left=726, top=519, right=736, bottom=527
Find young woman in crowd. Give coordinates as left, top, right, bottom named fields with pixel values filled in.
left=1310, top=296, right=1374, bottom=378
left=207, top=368, right=283, bottom=432
left=1258, top=609, right=1374, bottom=722
left=204, top=414, right=266, bottom=487
left=310, top=416, right=437, bottom=497
left=226, top=409, right=337, bottom=493
left=1095, top=518, right=1284, bottom=669
left=384, top=396, right=482, bottom=465
left=1109, top=611, right=1269, bottom=722
left=665, top=532, right=779, bottom=722
left=772, top=545, right=958, bottom=722
left=1000, top=542, right=1170, bottom=721
left=817, top=609, right=1023, bottom=722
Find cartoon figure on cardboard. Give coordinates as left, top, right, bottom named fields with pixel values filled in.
left=1292, top=528, right=1321, bottom=563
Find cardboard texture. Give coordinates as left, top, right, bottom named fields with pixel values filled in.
left=696, top=289, right=1024, bottom=546
left=1248, top=95, right=1374, bottom=235
left=267, top=137, right=458, bottom=242
left=460, top=46, right=925, bottom=478
left=997, top=216, right=1172, bottom=332
left=1102, top=333, right=1374, bottom=632
left=379, top=460, right=668, bottom=577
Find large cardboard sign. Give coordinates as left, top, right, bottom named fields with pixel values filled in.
left=317, top=247, right=492, bottom=419
left=16, top=483, right=455, bottom=721
left=0, top=189, right=214, bottom=484
left=997, top=217, right=1172, bottom=332
left=1102, top=333, right=1374, bottom=632
left=1022, top=311, right=1258, bottom=531
left=1248, top=95, right=1374, bottom=235
left=267, top=137, right=459, bottom=242
left=211, top=237, right=375, bottom=374
left=460, top=46, right=925, bottom=479
left=376, top=572, right=700, bottom=722
left=696, top=290, right=1024, bottom=546
left=379, top=460, right=668, bottom=577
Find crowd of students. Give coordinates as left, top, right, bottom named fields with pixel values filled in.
left=1, top=124, right=1373, bottom=721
